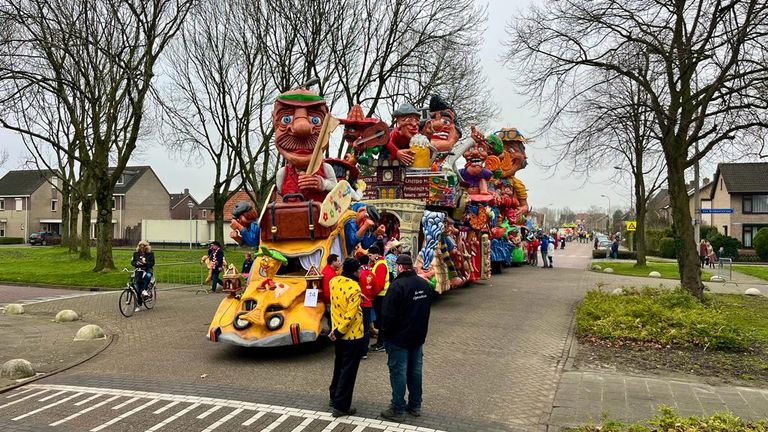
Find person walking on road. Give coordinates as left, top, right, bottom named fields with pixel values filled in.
left=379, top=254, right=433, bottom=422
left=699, top=239, right=708, bottom=268
left=538, top=231, right=551, bottom=268
left=369, top=246, right=390, bottom=352
left=207, top=241, right=224, bottom=293
left=328, top=258, right=365, bottom=417
left=610, top=238, right=619, bottom=259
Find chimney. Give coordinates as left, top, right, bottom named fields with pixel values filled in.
left=702, top=177, right=710, bottom=185
left=184, top=188, right=189, bottom=195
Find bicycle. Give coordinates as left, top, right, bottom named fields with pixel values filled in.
left=119, top=268, right=157, bottom=317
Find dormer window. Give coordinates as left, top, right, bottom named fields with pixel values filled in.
left=117, top=174, right=125, bottom=185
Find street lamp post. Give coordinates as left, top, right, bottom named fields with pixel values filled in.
left=600, top=194, right=611, bottom=234
left=187, top=201, right=194, bottom=250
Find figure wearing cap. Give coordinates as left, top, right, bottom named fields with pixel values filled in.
left=343, top=203, right=385, bottom=256
left=493, top=127, right=530, bottom=218
left=340, top=104, right=389, bottom=165
left=273, top=88, right=338, bottom=202
left=386, top=102, right=422, bottom=165
left=421, top=95, right=462, bottom=167
left=254, top=246, right=288, bottom=291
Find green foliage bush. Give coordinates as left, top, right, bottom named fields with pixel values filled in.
left=566, top=405, right=767, bottom=431
left=753, top=227, right=768, bottom=260
left=575, top=287, right=751, bottom=351
left=700, top=225, right=719, bottom=241
left=659, top=237, right=676, bottom=258
left=0, top=237, right=24, bottom=244
left=706, top=232, right=741, bottom=259
left=644, top=229, right=666, bottom=252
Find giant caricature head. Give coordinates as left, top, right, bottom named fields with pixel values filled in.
left=272, top=89, right=329, bottom=169
left=495, top=128, right=528, bottom=176
left=422, top=95, right=461, bottom=153
left=392, top=102, right=420, bottom=141
left=339, top=104, right=379, bottom=146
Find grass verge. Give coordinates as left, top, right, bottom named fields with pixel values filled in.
left=575, top=287, right=768, bottom=386
left=0, top=246, right=248, bottom=289
left=566, top=406, right=767, bottom=431
left=591, top=260, right=712, bottom=280
left=733, top=265, right=768, bottom=282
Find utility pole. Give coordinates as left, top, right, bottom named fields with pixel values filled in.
left=693, top=142, right=701, bottom=244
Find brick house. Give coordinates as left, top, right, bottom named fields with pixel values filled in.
left=704, top=162, right=768, bottom=247
left=0, top=166, right=171, bottom=242
left=169, top=188, right=200, bottom=220
left=199, top=190, right=258, bottom=223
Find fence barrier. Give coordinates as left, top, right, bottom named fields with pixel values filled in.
left=152, top=261, right=208, bottom=288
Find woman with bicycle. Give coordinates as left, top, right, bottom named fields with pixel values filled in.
left=131, top=240, right=155, bottom=310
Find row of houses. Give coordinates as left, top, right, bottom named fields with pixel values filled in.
left=0, top=166, right=255, bottom=244
left=650, top=162, right=768, bottom=248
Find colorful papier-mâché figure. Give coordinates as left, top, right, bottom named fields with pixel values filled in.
left=273, top=88, right=337, bottom=202
left=386, top=102, right=422, bottom=165
left=339, top=104, right=388, bottom=165
left=494, top=127, right=529, bottom=219
left=459, top=126, right=493, bottom=198
left=255, top=246, right=288, bottom=293
left=421, top=95, right=462, bottom=169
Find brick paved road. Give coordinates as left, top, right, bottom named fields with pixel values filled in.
left=0, top=284, right=102, bottom=306
left=1, top=243, right=596, bottom=431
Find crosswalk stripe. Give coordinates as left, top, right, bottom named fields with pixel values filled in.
left=91, top=399, right=159, bottom=431
left=40, top=390, right=67, bottom=402
left=262, top=414, right=290, bottom=431
left=5, top=387, right=34, bottom=398
left=196, top=405, right=222, bottom=419
left=74, top=394, right=102, bottom=406
left=153, top=400, right=180, bottom=414
left=290, top=417, right=315, bottom=432
left=201, top=408, right=244, bottom=432
left=145, top=403, right=200, bottom=432
left=13, top=392, right=83, bottom=421
left=242, top=411, right=266, bottom=426
left=112, top=397, right=139, bottom=410
left=0, top=389, right=49, bottom=410
left=50, top=395, right=121, bottom=426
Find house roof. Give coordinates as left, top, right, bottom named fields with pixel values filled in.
left=113, top=166, right=150, bottom=194
left=712, top=162, right=768, bottom=196
left=199, top=193, right=214, bottom=209
left=0, top=169, right=52, bottom=196
left=687, top=181, right=712, bottom=197
left=170, top=193, right=197, bottom=209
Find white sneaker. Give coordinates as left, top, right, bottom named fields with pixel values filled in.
left=134, top=307, right=141, bottom=312
left=141, top=290, right=148, bottom=297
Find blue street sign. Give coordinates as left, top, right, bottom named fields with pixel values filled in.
left=698, top=208, right=734, bottom=214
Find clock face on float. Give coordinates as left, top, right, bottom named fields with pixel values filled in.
left=383, top=170, right=393, bottom=181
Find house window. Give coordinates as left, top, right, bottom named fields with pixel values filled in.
left=723, top=225, right=728, bottom=237
left=112, top=198, right=116, bottom=210
left=743, top=195, right=768, bottom=214
left=51, top=199, right=58, bottom=212
left=202, top=209, right=207, bottom=218
left=117, top=174, right=125, bottom=185
left=15, top=198, right=22, bottom=212
left=0, top=198, right=4, bottom=210
left=0, top=222, right=5, bottom=237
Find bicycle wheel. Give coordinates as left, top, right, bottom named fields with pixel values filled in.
left=119, top=289, right=136, bottom=317
left=144, top=284, right=157, bottom=310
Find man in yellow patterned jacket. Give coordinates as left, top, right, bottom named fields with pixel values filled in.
left=328, top=258, right=365, bottom=418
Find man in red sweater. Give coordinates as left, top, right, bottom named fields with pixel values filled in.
left=321, top=254, right=341, bottom=304
left=386, top=103, right=421, bottom=165
left=369, top=246, right=390, bottom=352
left=357, top=255, right=376, bottom=359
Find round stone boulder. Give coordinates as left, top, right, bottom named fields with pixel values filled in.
left=710, top=275, right=726, bottom=283
left=603, top=267, right=614, bottom=273
left=611, top=288, right=625, bottom=296
left=4, top=304, right=24, bottom=315
left=0, top=359, right=35, bottom=380
left=73, top=324, right=106, bottom=341
left=648, top=271, right=661, bottom=278
left=54, top=310, right=79, bottom=322
left=745, top=288, right=763, bottom=296
left=591, top=264, right=602, bottom=271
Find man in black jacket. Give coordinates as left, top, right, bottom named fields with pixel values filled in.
left=379, top=254, right=432, bottom=422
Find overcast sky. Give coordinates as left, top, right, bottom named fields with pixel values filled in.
left=3, top=0, right=729, bottom=214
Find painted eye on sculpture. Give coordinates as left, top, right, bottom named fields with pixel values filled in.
left=310, top=116, right=321, bottom=125
left=281, top=115, right=293, bottom=124
left=441, top=118, right=451, bottom=126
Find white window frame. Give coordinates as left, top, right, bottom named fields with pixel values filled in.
left=0, top=198, right=4, bottom=210
left=15, top=198, right=22, bottom=212
left=51, top=199, right=58, bottom=212
left=202, top=209, right=208, bottom=218
left=0, top=221, right=5, bottom=237
left=116, top=174, right=125, bottom=185
left=112, top=197, right=117, bottom=210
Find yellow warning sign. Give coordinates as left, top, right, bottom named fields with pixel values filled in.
left=626, top=221, right=637, bottom=232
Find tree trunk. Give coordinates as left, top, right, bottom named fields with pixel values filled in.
left=68, top=198, right=80, bottom=253
left=213, top=190, right=227, bottom=246
left=93, top=183, right=115, bottom=272
left=79, top=197, right=92, bottom=260
left=635, top=196, right=648, bottom=266
left=666, top=155, right=704, bottom=299
left=61, top=182, right=71, bottom=248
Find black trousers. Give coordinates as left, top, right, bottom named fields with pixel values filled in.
left=372, top=296, right=384, bottom=347
left=329, top=338, right=365, bottom=411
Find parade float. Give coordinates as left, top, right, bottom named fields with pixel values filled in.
left=207, top=83, right=532, bottom=348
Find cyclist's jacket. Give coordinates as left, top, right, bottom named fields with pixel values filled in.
left=131, top=251, right=155, bottom=273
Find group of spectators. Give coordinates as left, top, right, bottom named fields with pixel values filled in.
left=321, top=241, right=433, bottom=422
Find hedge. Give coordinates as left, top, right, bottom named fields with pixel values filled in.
left=592, top=249, right=637, bottom=260
left=659, top=237, right=676, bottom=258
left=753, top=227, right=768, bottom=260
left=0, top=237, right=24, bottom=244
left=645, top=229, right=667, bottom=252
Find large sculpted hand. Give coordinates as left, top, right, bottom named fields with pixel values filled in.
left=298, top=174, right=322, bottom=191
left=230, top=201, right=260, bottom=246
left=396, top=149, right=414, bottom=165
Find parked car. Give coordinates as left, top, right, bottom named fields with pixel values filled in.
left=595, top=235, right=612, bottom=249
left=28, top=231, right=61, bottom=246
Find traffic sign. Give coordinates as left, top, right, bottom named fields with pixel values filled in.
left=625, top=220, right=637, bottom=231
left=698, top=208, right=733, bottom=214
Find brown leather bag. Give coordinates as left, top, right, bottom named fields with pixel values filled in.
left=259, top=194, right=333, bottom=242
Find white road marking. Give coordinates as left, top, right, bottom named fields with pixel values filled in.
left=351, top=426, right=367, bottom=432
left=50, top=395, right=121, bottom=426
left=196, top=404, right=222, bottom=419
left=74, top=394, right=102, bottom=406
left=12, top=392, right=83, bottom=420
left=262, top=413, right=289, bottom=431
left=5, top=387, right=34, bottom=398
left=12, top=384, right=446, bottom=432
left=242, top=411, right=266, bottom=426
left=201, top=408, right=243, bottom=432
left=39, top=390, right=67, bottom=402
left=145, top=402, right=200, bottom=432
left=112, top=396, right=139, bottom=410
left=290, top=417, right=315, bottom=431
left=91, top=399, right=159, bottom=431
left=153, top=400, right=180, bottom=414
left=0, top=389, right=49, bottom=410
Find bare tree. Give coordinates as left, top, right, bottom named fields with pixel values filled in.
left=505, top=0, right=768, bottom=299
left=0, top=0, right=194, bottom=271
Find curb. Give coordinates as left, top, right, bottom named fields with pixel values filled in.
left=0, top=332, right=116, bottom=395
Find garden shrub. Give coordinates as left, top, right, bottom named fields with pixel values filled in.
left=706, top=232, right=741, bottom=259
left=659, top=237, right=676, bottom=258
left=591, top=250, right=637, bottom=259
left=644, top=229, right=666, bottom=252
left=575, top=287, right=750, bottom=351
left=700, top=225, right=719, bottom=241
left=0, top=237, right=24, bottom=244
left=753, top=227, right=768, bottom=260
left=566, top=405, right=768, bottom=431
